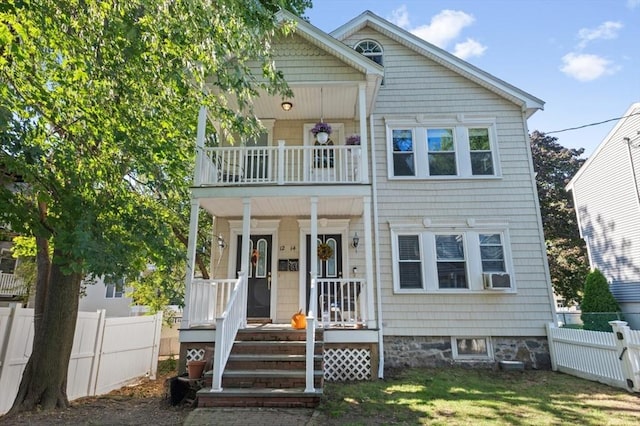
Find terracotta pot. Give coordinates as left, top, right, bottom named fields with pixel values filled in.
left=187, top=360, right=206, bottom=379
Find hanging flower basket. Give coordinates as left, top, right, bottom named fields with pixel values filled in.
left=346, top=134, right=360, bottom=145
left=311, top=122, right=332, bottom=136
left=317, top=243, right=334, bottom=261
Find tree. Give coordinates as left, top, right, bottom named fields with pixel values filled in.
left=530, top=131, right=589, bottom=306
left=0, top=0, right=311, bottom=413
left=580, top=269, right=621, bottom=331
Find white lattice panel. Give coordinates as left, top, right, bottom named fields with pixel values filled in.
left=186, top=348, right=205, bottom=362
left=324, top=348, right=371, bottom=381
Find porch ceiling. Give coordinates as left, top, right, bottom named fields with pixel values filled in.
left=199, top=194, right=364, bottom=217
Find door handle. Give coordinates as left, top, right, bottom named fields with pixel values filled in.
left=268, top=272, right=272, bottom=290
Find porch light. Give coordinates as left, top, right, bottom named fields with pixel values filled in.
left=352, top=232, right=359, bottom=252
left=217, top=234, right=226, bottom=250
left=352, top=266, right=358, bottom=276
left=281, top=101, right=293, bottom=111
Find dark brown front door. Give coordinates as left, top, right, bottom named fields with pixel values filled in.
left=236, top=235, right=272, bottom=318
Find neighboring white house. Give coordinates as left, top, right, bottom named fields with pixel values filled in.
left=78, top=276, right=136, bottom=317
left=179, top=10, right=555, bottom=378
left=566, top=102, right=640, bottom=329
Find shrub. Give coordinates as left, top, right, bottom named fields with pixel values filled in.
left=580, top=269, right=622, bottom=331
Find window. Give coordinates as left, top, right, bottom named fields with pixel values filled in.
left=392, top=129, right=415, bottom=176
left=452, top=337, right=493, bottom=360
left=435, top=235, right=467, bottom=289
left=387, top=121, right=498, bottom=179
left=354, top=40, right=383, bottom=66
left=105, top=277, right=125, bottom=299
left=397, top=235, right=423, bottom=289
left=0, top=249, right=17, bottom=274
left=392, top=227, right=514, bottom=293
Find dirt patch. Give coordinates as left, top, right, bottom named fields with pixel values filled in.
left=0, top=367, right=191, bottom=425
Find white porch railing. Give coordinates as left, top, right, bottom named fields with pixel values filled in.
left=188, top=279, right=237, bottom=326
left=210, top=274, right=247, bottom=392
left=317, top=278, right=366, bottom=328
left=0, top=272, right=27, bottom=296
left=196, top=143, right=363, bottom=186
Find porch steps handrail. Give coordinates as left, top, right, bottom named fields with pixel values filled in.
left=210, top=273, right=247, bottom=392
left=305, top=275, right=318, bottom=392
left=198, top=144, right=362, bottom=186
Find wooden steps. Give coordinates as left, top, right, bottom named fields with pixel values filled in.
left=197, top=327, right=323, bottom=408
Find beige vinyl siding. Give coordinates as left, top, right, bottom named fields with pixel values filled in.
left=347, top=28, right=552, bottom=336
left=272, top=34, right=364, bottom=83
left=570, top=105, right=640, bottom=296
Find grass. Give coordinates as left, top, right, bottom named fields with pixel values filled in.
left=318, top=367, right=640, bottom=425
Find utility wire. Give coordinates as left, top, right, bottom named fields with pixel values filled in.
left=545, top=111, right=640, bottom=135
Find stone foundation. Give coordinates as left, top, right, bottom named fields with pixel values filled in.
left=384, top=336, right=551, bottom=370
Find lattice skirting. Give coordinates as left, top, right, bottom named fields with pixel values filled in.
left=185, top=347, right=205, bottom=362
left=324, top=347, right=371, bottom=381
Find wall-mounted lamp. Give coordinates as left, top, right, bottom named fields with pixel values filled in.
left=352, top=266, right=358, bottom=276
left=351, top=232, right=359, bottom=252
left=217, top=234, right=226, bottom=251
left=281, top=101, right=293, bottom=111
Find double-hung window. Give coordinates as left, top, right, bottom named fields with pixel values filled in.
left=392, top=226, right=514, bottom=293
left=387, top=119, right=498, bottom=179
left=105, top=277, right=125, bottom=299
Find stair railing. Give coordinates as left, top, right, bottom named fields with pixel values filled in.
left=210, top=272, right=247, bottom=392
left=305, top=274, right=318, bottom=392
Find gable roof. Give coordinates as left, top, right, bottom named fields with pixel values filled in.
left=330, top=10, right=544, bottom=118
left=566, top=102, right=640, bottom=190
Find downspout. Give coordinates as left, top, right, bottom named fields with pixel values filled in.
left=370, top=114, right=385, bottom=379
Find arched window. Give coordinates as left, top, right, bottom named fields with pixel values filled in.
left=355, top=40, right=383, bottom=66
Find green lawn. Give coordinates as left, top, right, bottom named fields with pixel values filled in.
left=317, top=367, right=640, bottom=425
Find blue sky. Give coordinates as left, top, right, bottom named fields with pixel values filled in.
left=306, top=0, right=640, bottom=157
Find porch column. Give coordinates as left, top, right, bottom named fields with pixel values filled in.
left=181, top=198, right=200, bottom=329
left=240, top=198, right=252, bottom=327
left=358, top=83, right=369, bottom=183
left=309, top=197, right=318, bottom=316
left=363, top=196, right=376, bottom=329
left=193, top=105, right=207, bottom=185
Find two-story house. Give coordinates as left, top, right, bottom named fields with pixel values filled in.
left=177, top=10, right=555, bottom=407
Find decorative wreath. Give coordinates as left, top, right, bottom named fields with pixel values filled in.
left=317, top=243, right=334, bottom=261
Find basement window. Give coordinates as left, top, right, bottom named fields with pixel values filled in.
left=451, top=337, right=493, bottom=360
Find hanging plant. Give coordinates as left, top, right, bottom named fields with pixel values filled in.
left=317, top=243, right=334, bottom=261
left=311, top=122, right=332, bottom=135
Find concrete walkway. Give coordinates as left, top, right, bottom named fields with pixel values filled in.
left=183, top=407, right=323, bottom=425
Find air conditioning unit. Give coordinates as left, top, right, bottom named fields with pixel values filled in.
left=483, top=272, right=511, bottom=290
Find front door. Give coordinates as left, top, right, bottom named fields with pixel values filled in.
left=236, top=235, right=272, bottom=318
left=306, top=234, right=343, bottom=312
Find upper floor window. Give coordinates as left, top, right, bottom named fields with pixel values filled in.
left=355, top=40, right=383, bottom=66
left=105, top=277, right=125, bottom=299
left=0, top=249, right=17, bottom=274
left=387, top=120, right=499, bottom=179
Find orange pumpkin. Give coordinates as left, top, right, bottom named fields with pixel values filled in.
left=291, top=309, right=307, bottom=330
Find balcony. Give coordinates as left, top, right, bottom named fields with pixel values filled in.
left=0, top=272, right=27, bottom=297
left=196, top=142, right=363, bottom=187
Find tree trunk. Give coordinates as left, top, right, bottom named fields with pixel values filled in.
left=9, top=248, right=83, bottom=414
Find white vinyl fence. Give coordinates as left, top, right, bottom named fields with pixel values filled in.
left=0, top=305, right=162, bottom=414
left=547, top=321, right=640, bottom=393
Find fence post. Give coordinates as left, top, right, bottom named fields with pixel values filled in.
left=545, top=322, right=558, bottom=371
left=87, top=309, right=107, bottom=397
left=149, top=312, right=163, bottom=380
left=609, top=320, right=640, bottom=392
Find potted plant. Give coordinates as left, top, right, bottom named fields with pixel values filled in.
left=311, top=122, right=332, bottom=144
left=346, top=134, right=360, bottom=146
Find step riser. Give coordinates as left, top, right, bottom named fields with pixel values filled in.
left=236, top=331, right=323, bottom=342
left=198, top=395, right=321, bottom=408
left=221, top=376, right=323, bottom=389
left=226, top=360, right=323, bottom=370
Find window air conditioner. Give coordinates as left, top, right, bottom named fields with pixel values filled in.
left=482, top=272, right=511, bottom=290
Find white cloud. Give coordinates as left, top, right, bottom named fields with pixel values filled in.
left=577, top=21, right=623, bottom=49
left=453, top=39, right=487, bottom=60
left=411, top=9, right=475, bottom=48
left=389, top=5, right=411, bottom=28
left=560, top=53, right=620, bottom=81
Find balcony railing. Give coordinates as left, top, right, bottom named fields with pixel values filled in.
left=0, top=272, right=27, bottom=297
left=196, top=142, right=362, bottom=186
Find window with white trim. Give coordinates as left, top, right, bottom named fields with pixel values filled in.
left=387, top=121, right=498, bottom=178
left=105, top=277, right=125, bottom=299
left=392, top=227, right=514, bottom=293
left=451, top=337, right=493, bottom=360
left=354, top=40, right=383, bottom=66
